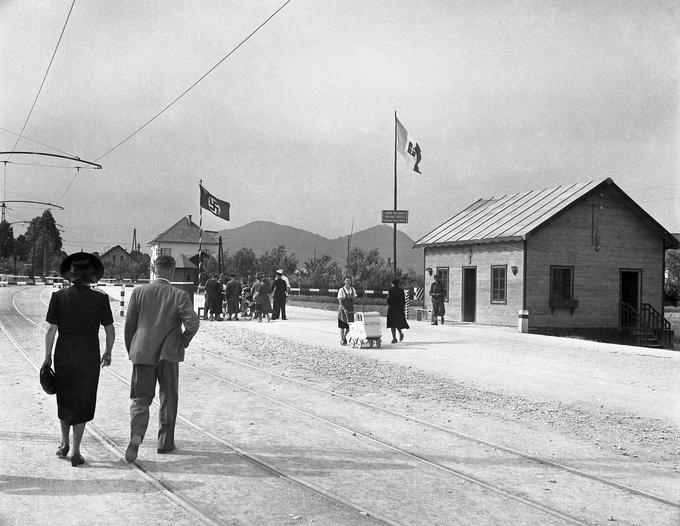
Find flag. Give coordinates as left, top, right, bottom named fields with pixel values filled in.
left=396, top=117, right=422, bottom=174
left=199, top=185, right=230, bottom=221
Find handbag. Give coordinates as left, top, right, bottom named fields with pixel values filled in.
left=40, top=365, right=57, bottom=395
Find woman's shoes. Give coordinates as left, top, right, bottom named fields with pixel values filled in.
left=391, top=338, right=398, bottom=344
left=56, top=445, right=69, bottom=458
left=70, top=453, right=85, bottom=467
left=340, top=339, right=347, bottom=346
left=399, top=333, right=404, bottom=342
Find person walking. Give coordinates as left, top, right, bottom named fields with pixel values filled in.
left=124, top=254, right=200, bottom=462
left=337, top=276, right=356, bottom=345
left=225, top=273, right=242, bottom=320
left=430, top=274, right=446, bottom=325
left=251, top=274, right=263, bottom=321
left=387, top=277, right=410, bottom=343
left=271, top=270, right=288, bottom=320
left=42, top=252, right=115, bottom=467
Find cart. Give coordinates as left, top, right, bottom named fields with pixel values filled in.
left=346, top=311, right=382, bottom=348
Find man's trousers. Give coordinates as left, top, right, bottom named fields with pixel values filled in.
left=129, top=360, right=179, bottom=450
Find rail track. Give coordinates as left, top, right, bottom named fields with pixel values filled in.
left=6, top=286, right=679, bottom=524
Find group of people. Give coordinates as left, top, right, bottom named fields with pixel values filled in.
left=337, top=276, right=411, bottom=345
left=42, top=252, right=199, bottom=466
left=203, top=269, right=290, bottom=322
left=41, top=252, right=445, bottom=467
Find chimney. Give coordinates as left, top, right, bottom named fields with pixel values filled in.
left=188, top=215, right=192, bottom=225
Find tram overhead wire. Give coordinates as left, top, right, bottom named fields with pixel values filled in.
left=93, top=0, right=294, bottom=163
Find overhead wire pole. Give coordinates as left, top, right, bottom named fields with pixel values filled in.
left=93, top=0, right=294, bottom=163
left=393, top=111, right=398, bottom=276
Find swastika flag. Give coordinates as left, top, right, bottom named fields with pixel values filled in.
left=199, top=185, right=230, bottom=221
left=396, top=117, right=422, bottom=174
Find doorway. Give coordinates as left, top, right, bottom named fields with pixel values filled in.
left=620, top=270, right=640, bottom=327
left=462, top=267, right=476, bottom=322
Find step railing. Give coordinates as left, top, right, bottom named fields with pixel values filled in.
left=640, top=303, right=673, bottom=349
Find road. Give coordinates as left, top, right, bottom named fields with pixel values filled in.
left=1, top=285, right=678, bottom=525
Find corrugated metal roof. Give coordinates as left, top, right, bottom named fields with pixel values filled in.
left=414, top=180, right=600, bottom=247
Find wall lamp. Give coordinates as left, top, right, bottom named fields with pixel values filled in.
left=511, top=265, right=518, bottom=276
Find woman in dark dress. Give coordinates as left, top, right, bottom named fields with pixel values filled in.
left=386, top=277, right=409, bottom=343
left=258, top=277, right=273, bottom=322
left=42, top=252, right=115, bottom=467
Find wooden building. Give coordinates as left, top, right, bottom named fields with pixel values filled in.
left=99, top=245, right=142, bottom=279
left=414, top=178, right=678, bottom=348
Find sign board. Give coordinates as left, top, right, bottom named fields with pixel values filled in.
left=381, top=210, right=409, bottom=224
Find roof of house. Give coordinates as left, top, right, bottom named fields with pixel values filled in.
left=175, top=253, right=197, bottom=269
left=414, top=178, right=679, bottom=250
left=99, top=245, right=135, bottom=260
left=148, top=216, right=219, bottom=245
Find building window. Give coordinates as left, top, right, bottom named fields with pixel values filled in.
left=436, top=267, right=449, bottom=302
left=550, top=266, right=573, bottom=300
left=491, top=265, right=506, bottom=304
left=159, top=247, right=172, bottom=256
left=549, top=266, right=578, bottom=313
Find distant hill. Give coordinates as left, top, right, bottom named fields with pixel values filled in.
left=217, top=221, right=423, bottom=273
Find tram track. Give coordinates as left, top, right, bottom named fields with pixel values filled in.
left=7, top=287, right=392, bottom=526
left=192, top=348, right=680, bottom=510
left=11, top=286, right=679, bottom=524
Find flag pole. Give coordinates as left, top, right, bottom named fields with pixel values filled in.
left=198, top=179, right=203, bottom=278
left=393, top=111, right=398, bottom=276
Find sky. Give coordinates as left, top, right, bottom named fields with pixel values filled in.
left=1, top=0, right=678, bottom=257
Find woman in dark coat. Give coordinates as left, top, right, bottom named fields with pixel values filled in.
left=42, top=253, right=115, bottom=467
left=386, top=277, right=409, bottom=343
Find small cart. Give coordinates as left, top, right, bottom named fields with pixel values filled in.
left=347, top=311, right=382, bottom=348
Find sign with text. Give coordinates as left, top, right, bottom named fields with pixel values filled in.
left=381, top=210, right=409, bottom=224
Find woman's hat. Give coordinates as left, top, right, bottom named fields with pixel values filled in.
left=40, top=365, right=57, bottom=395
left=59, top=252, right=104, bottom=281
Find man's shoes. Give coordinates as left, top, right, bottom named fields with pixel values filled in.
left=441, top=319, right=445, bottom=325
left=157, top=447, right=176, bottom=454
left=125, top=435, right=142, bottom=463
left=281, top=317, right=287, bottom=320
left=431, top=322, right=438, bottom=325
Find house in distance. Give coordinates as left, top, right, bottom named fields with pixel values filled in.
left=414, top=178, right=678, bottom=348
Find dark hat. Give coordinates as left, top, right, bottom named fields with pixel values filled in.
left=40, top=365, right=57, bottom=395
left=59, top=252, right=104, bottom=281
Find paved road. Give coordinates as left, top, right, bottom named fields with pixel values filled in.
left=2, top=285, right=678, bottom=525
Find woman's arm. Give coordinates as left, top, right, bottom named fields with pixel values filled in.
left=43, top=324, right=58, bottom=367
left=101, top=324, right=115, bottom=367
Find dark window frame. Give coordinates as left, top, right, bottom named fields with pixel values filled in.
left=490, top=265, right=507, bottom=304
left=549, top=265, right=578, bottom=313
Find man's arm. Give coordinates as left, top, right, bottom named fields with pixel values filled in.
left=178, top=292, right=200, bottom=348
left=123, top=288, right=140, bottom=352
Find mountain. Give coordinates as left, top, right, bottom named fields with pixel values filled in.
left=216, top=221, right=423, bottom=273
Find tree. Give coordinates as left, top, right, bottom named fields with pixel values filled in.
left=0, top=221, right=14, bottom=271
left=347, top=247, right=393, bottom=289
left=23, top=210, right=63, bottom=275
left=230, top=248, right=256, bottom=277
left=303, top=254, right=343, bottom=288
left=665, top=249, right=680, bottom=305
left=13, top=234, right=30, bottom=275
left=257, top=245, right=298, bottom=278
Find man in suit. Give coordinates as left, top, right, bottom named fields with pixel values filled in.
left=124, top=254, right=200, bottom=462
left=224, top=273, right=242, bottom=320
left=271, top=269, right=289, bottom=320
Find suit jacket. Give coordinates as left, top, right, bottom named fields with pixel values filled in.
left=271, top=277, right=287, bottom=296
left=124, top=279, right=200, bottom=364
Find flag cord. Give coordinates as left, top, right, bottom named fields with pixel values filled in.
left=198, top=179, right=203, bottom=277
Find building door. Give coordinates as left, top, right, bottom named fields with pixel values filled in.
left=620, top=270, right=640, bottom=327
left=462, top=267, right=476, bottom=322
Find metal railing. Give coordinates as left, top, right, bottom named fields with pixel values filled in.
left=621, top=302, right=674, bottom=349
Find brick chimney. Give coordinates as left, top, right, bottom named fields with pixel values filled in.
left=187, top=215, right=192, bottom=225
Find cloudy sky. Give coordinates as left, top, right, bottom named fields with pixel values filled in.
left=1, top=0, right=678, bottom=257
